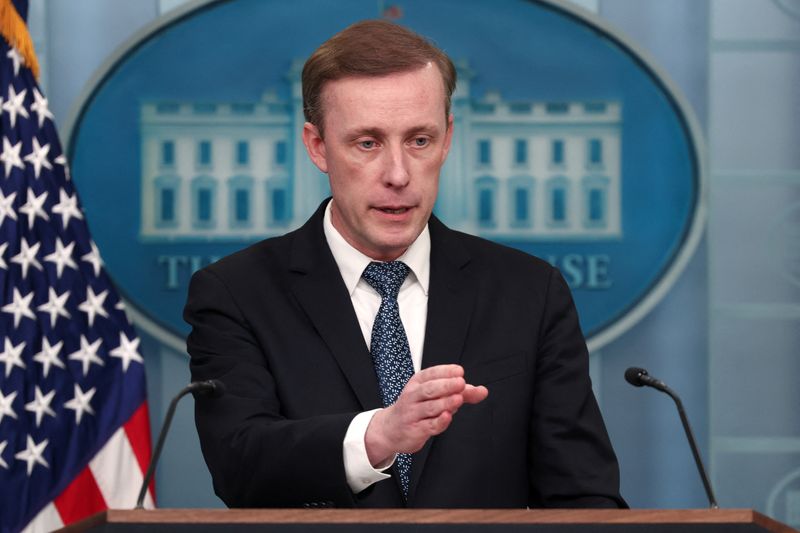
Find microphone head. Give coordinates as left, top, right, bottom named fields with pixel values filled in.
left=190, top=379, right=227, bottom=398
left=204, top=379, right=226, bottom=398
left=624, top=367, right=649, bottom=387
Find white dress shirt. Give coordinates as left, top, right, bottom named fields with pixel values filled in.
left=322, top=202, right=430, bottom=493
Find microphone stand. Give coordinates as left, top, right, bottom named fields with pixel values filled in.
left=135, top=380, right=222, bottom=509
left=658, top=381, right=719, bottom=509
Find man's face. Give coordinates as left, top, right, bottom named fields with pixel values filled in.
left=302, top=63, right=453, bottom=261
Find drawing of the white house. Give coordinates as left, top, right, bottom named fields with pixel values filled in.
left=139, top=60, right=621, bottom=242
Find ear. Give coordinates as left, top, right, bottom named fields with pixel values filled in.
left=441, top=114, right=455, bottom=164
left=302, top=122, right=329, bottom=173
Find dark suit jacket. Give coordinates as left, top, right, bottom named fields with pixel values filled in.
left=184, top=200, right=624, bottom=509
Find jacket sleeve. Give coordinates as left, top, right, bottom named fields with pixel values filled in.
left=183, top=267, right=358, bottom=508
left=528, top=267, right=627, bottom=509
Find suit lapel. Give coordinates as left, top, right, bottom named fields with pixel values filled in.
left=408, top=216, right=476, bottom=504
left=287, top=201, right=382, bottom=411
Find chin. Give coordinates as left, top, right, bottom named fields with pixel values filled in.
left=371, top=238, right=415, bottom=260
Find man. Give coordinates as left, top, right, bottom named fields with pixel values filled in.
left=184, top=19, right=625, bottom=509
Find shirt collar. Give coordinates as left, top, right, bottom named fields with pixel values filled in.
left=323, top=200, right=430, bottom=296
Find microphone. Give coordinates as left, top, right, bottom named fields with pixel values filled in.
left=624, top=367, right=718, bottom=509
left=134, top=380, right=226, bottom=509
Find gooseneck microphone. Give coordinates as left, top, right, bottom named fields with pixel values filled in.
left=134, top=379, right=226, bottom=509
left=624, top=367, right=719, bottom=509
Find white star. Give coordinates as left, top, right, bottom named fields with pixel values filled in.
left=0, top=191, right=16, bottom=228
left=78, top=286, right=109, bottom=327
left=0, top=242, right=7, bottom=270
left=115, top=301, right=132, bottom=324
left=54, top=154, right=70, bottom=181
left=18, top=188, right=49, bottom=229
left=24, top=386, right=56, bottom=428
left=68, top=335, right=104, bottom=377
left=2, top=287, right=35, bottom=327
left=37, top=287, right=71, bottom=328
left=2, top=85, right=28, bottom=128
left=81, top=241, right=104, bottom=277
left=51, top=189, right=83, bottom=229
left=0, top=389, right=18, bottom=423
left=43, top=238, right=77, bottom=279
left=0, top=440, right=7, bottom=469
left=110, top=333, right=144, bottom=372
left=14, top=435, right=49, bottom=476
left=0, top=137, right=24, bottom=178
left=64, top=384, right=96, bottom=425
left=0, top=338, right=26, bottom=377
left=23, top=138, right=52, bottom=178
left=33, top=337, right=66, bottom=378
left=30, top=88, right=54, bottom=128
left=6, top=48, right=23, bottom=76
left=10, top=237, right=43, bottom=279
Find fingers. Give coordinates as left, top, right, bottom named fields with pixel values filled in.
left=414, top=375, right=466, bottom=401
left=418, top=392, right=464, bottom=419
left=462, top=384, right=489, bottom=404
left=409, top=365, right=487, bottom=403
left=427, top=410, right=453, bottom=436
left=406, top=365, right=488, bottom=406
left=414, top=364, right=464, bottom=382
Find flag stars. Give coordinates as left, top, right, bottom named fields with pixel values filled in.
left=18, top=188, right=49, bottom=229
left=0, top=388, right=18, bottom=423
left=68, top=335, right=104, bottom=377
left=14, top=435, right=49, bottom=476
left=0, top=338, right=26, bottom=377
left=54, top=154, right=70, bottom=180
left=33, top=337, right=66, bottom=378
left=0, top=137, right=24, bottom=177
left=30, top=88, right=54, bottom=128
left=64, top=384, right=96, bottom=424
left=37, top=288, right=71, bottom=328
left=82, top=241, right=104, bottom=277
left=0, top=242, right=7, bottom=270
left=2, top=287, right=36, bottom=327
left=51, top=188, right=83, bottom=229
left=6, top=47, right=24, bottom=76
left=44, top=238, right=77, bottom=278
left=110, top=333, right=144, bottom=372
left=0, top=440, right=8, bottom=470
left=10, top=237, right=43, bottom=279
left=79, top=286, right=109, bottom=327
left=3, top=85, right=28, bottom=128
left=0, top=191, right=17, bottom=228
left=115, top=301, right=132, bottom=324
left=23, top=137, right=52, bottom=178
left=24, top=386, right=56, bottom=428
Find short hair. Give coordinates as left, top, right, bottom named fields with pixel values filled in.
left=302, top=19, right=457, bottom=135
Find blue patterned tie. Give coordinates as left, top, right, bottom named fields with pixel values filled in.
left=362, top=261, right=414, bottom=498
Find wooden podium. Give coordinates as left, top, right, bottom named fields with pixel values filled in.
left=59, top=509, right=798, bottom=533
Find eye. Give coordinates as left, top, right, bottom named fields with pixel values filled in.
left=413, top=137, right=429, bottom=147
left=358, top=140, right=377, bottom=149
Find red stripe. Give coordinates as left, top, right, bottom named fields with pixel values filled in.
left=53, top=466, right=107, bottom=525
left=124, top=402, right=156, bottom=502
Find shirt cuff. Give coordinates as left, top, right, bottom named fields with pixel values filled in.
left=343, top=409, right=395, bottom=493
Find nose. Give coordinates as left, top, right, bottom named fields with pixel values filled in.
left=383, top=144, right=410, bottom=188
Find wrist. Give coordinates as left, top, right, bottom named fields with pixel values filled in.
left=364, top=408, right=395, bottom=467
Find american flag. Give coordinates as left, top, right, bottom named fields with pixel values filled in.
left=0, top=2, right=154, bottom=531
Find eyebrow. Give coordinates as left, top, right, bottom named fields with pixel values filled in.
left=345, top=123, right=441, bottom=139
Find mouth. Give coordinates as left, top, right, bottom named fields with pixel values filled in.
left=374, top=205, right=414, bottom=215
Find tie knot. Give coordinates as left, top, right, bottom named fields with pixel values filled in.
left=362, top=261, right=410, bottom=299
